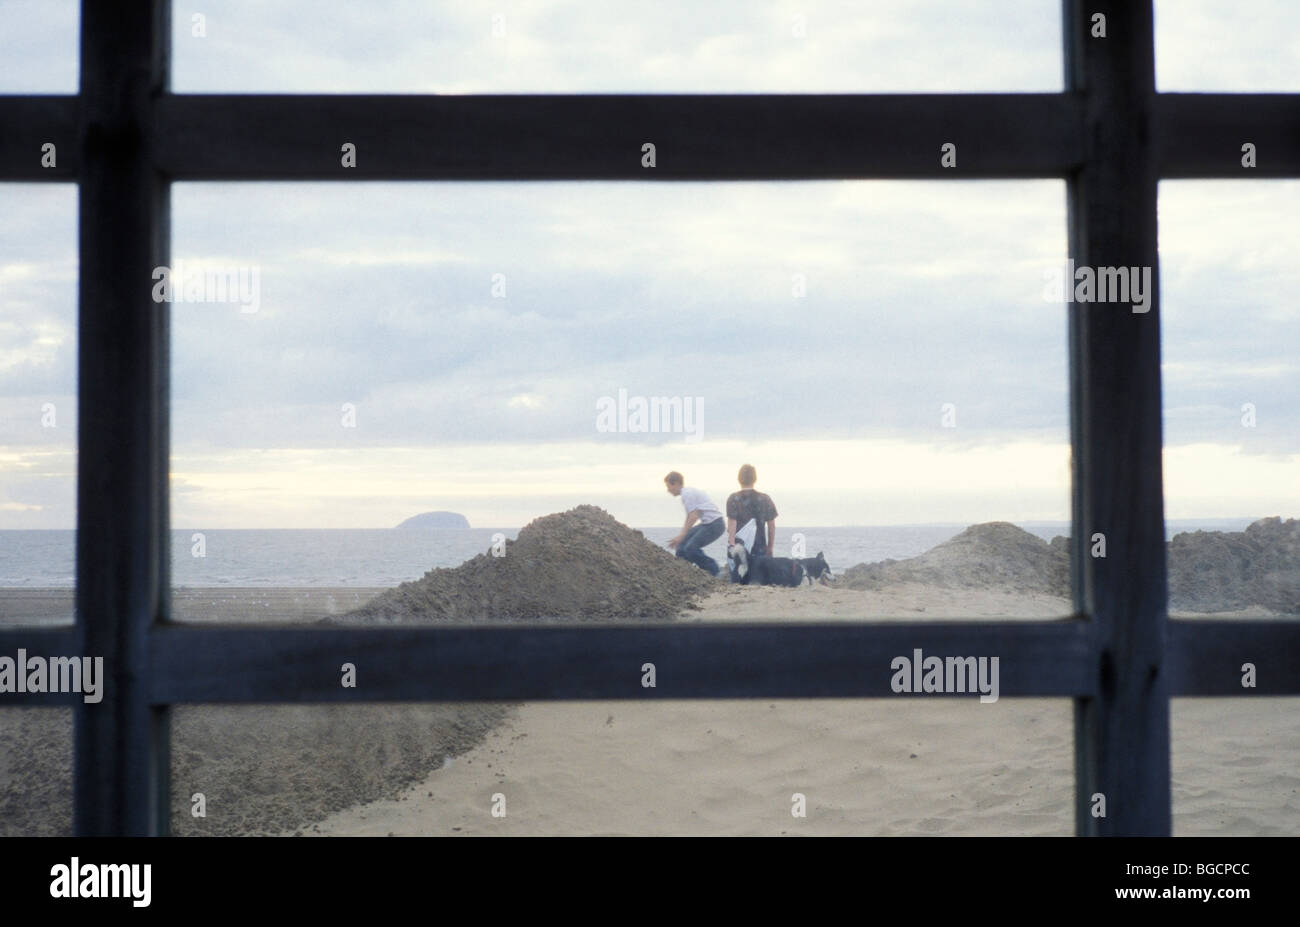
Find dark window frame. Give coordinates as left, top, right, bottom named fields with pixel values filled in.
left=1, top=0, right=1297, bottom=836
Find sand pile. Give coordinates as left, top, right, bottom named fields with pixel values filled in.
left=340, top=505, right=719, bottom=624
left=2, top=506, right=722, bottom=837
left=0, top=708, right=71, bottom=837
left=1169, top=517, right=1300, bottom=613
left=838, top=517, right=1298, bottom=615
left=181, top=506, right=720, bottom=834
left=839, top=522, right=1069, bottom=597
left=0, top=702, right=508, bottom=837
left=167, top=702, right=508, bottom=836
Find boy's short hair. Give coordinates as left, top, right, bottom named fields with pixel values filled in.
left=664, top=471, right=684, bottom=486
left=737, top=464, right=757, bottom=486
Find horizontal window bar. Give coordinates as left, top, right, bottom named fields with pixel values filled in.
left=6, top=620, right=1297, bottom=705
left=1158, top=94, right=1300, bottom=177
left=146, top=620, right=1094, bottom=703
left=0, top=628, right=80, bottom=705
left=150, top=93, right=1083, bottom=180
left=6, top=94, right=1299, bottom=181
left=0, top=96, right=78, bottom=180
left=1167, top=619, right=1300, bottom=696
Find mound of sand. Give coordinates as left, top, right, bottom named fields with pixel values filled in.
left=0, top=702, right=509, bottom=837
left=177, top=506, right=719, bottom=834
left=838, top=517, right=1298, bottom=615
left=4, top=506, right=722, bottom=837
left=341, top=504, right=719, bottom=624
left=839, top=522, right=1070, bottom=597
left=1169, top=517, right=1300, bottom=613
left=167, top=702, right=509, bottom=836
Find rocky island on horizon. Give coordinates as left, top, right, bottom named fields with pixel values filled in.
left=394, top=511, right=471, bottom=530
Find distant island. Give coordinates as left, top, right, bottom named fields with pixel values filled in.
left=394, top=511, right=470, bottom=530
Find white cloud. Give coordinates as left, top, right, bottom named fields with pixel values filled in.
left=3, top=3, right=1297, bottom=527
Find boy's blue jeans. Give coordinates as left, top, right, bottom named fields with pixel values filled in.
left=676, top=518, right=725, bottom=576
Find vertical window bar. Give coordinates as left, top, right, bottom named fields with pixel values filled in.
left=1064, top=0, right=1171, bottom=835
left=74, top=0, right=172, bottom=836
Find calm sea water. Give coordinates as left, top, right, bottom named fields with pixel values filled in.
left=0, top=519, right=1258, bottom=587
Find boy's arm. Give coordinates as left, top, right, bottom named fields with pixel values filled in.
left=669, top=509, right=701, bottom=548
left=727, top=517, right=737, bottom=546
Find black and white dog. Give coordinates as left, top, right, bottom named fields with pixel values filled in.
left=727, top=543, right=805, bottom=587
left=799, top=552, right=834, bottom=585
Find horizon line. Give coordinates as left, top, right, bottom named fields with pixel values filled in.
left=1, top=515, right=1278, bottom=532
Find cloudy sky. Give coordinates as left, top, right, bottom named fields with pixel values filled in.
left=1, top=1, right=1297, bottom=529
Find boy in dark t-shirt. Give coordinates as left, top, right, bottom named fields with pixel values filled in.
left=726, top=463, right=779, bottom=570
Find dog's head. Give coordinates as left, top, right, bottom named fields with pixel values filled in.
left=805, top=551, right=833, bottom=581
left=727, top=542, right=750, bottom=580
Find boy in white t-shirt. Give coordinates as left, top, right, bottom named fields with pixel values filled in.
left=663, top=470, right=725, bottom=576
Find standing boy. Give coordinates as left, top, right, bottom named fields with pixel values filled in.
left=726, top=463, right=779, bottom=568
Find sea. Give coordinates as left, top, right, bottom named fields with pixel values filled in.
left=0, top=519, right=1260, bottom=587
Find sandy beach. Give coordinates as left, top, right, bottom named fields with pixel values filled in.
left=286, top=692, right=1300, bottom=837
left=3, top=510, right=1296, bottom=836
left=1, top=586, right=507, bottom=837
left=0, top=586, right=390, bottom=626
left=292, top=582, right=1299, bottom=836
left=299, top=581, right=1081, bottom=837
left=4, top=581, right=1295, bottom=837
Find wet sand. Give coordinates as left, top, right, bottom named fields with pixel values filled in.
left=0, top=586, right=389, bottom=626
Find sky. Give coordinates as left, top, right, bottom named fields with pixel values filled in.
left=1, top=1, right=1298, bottom=529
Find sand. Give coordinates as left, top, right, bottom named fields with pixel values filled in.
left=340, top=504, right=717, bottom=624
left=840, top=522, right=1069, bottom=598
left=0, top=587, right=509, bottom=837
left=0, top=586, right=391, bottom=627
left=3, top=582, right=1295, bottom=836
left=276, top=695, right=1300, bottom=837
left=3, top=509, right=1296, bottom=836
left=291, top=583, right=1299, bottom=836
left=1167, top=517, right=1300, bottom=613
left=839, top=517, right=1300, bottom=615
